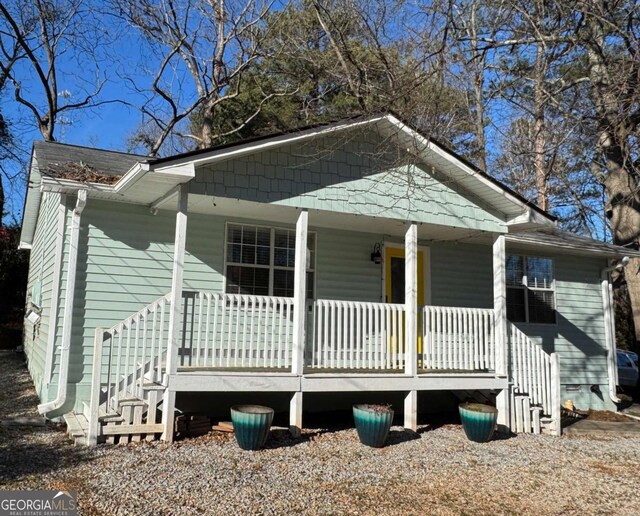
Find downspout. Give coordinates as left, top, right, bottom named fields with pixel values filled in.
left=38, top=189, right=88, bottom=416
left=600, top=256, right=629, bottom=405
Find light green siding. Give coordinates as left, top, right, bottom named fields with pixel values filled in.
left=315, top=228, right=382, bottom=302
left=23, top=191, right=61, bottom=398
left=430, top=242, right=493, bottom=308
left=507, top=248, right=613, bottom=411
left=48, top=199, right=611, bottom=413
left=193, top=131, right=506, bottom=233
left=51, top=200, right=226, bottom=411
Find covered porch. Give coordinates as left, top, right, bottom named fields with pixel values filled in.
left=89, top=183, right=525, bottom=443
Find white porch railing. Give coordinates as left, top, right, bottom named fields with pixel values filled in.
left=179, top=291, right=295, bottom=368
left=103, top=294, right=172, bottom=409
left=308, top=300, right=406, bottom=369
left=421, top=306, right=495, bottom=371
left=508, top=322, right=561, bottom=435
left=89, top=293, right=171, bottom=425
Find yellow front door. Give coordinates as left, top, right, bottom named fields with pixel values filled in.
left=384, top=247, right=425, bottom=306
left=384, top=247, right=426, bottom=355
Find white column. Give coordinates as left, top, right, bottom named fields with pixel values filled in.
left=291, top=210, right=309, bottom=376
left=404, top=390, right=418, bottom=432
left=550, top=353, right=561, bottom=436
left=495, top=389, right=510, bottom=433
left=161, top=183, right=189, bottom=442
left=87, top=327, right=104, bottom=446
left=289, top=391, right=303, bottom=437
left=493, top=234, right=507, bottom=377
left=289, top=210, right=308, bottom=437
left=404, top=223, right=418, bottom=430
left=405, top=223, right=418, bottom=376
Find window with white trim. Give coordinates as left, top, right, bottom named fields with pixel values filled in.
left=225, top=223, right=315, bottom=298
left=506, top=255, right=556, bottom=324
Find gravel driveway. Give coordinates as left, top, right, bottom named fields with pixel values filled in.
left=1, top=351, right=640, bottom=515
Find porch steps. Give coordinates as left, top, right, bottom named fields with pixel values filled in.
left=63, top=412, right=89, bottom=446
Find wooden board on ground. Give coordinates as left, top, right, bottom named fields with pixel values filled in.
left=212, top=421, right=234, bottom=433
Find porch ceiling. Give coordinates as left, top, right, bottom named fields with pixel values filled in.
left=186, top=194, right=490, bottom=242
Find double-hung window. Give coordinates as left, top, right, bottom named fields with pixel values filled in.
left=225, top=223, right=315, bottom=298
left=506, top=255, right=556, bottom=324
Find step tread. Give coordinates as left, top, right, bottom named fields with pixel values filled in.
left=118, top=397, right=148, bottom=407
left=82, top=401, right=124, bottom=423
left=139, top=381, right=166, bottom=391
left=63, top=412, right=85, bottom=438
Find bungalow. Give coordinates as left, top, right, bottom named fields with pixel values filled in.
left=19, top=113, right=637, bottom=445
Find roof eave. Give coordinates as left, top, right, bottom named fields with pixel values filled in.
left=505, top=233, right=640, bottom=259
left=148, top=114, right=387, bottom=168
left=18, top=146, right=40, bottom=249
left=382, top=114, right=556, bottom=227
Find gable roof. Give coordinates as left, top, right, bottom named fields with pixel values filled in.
left=20, top=113, right=556, bottom=248
left=148, top=112, right=556, bottom=223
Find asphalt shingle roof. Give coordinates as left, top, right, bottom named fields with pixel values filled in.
left=33, top=141, right=146, bottom=182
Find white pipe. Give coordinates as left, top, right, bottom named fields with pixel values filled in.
left=600, top=256, right=630, bottom=405
left=38, top=190, right=87, bottom=416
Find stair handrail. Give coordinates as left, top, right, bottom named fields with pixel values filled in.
left=105, top=292, right=172, bottom=335
left=88, top=293, right=173, bottom=445
left=508, top=322, right=561, bottom=435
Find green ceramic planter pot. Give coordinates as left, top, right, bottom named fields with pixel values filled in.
left=459, top=402, right=498, bottom=443
left=353, top=404, right=394, bottom=448
left=230, top=405, right=274, bottom=451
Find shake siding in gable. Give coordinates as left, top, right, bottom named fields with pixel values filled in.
left=23, top=191, right=61, bottom=398
left=192, top=132, right=506, bottom=233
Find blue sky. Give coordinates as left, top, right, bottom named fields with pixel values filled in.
left=1, top=20, right=153, bottom=224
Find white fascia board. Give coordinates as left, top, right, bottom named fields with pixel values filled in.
left=40, top=176, right=115, bottom=194
left=19, top=154, right=41, bottom=249
left=153, top=161, right=196, bottom=180
left=159, top=115, right=386, bottom=168
left=506, top=209, right=558, bottom=227
left=505, top=234, right=640, bottom=258
left=113, top=162, right=151, bottom=194
left=384, top=114, right=555, bottom=226
left=19, top=186, right=40, bottom=248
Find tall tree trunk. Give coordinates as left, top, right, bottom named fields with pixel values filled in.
left=468, top=1, right=487, bottom=172
left=533, top=42, right=548, bottom=211
left=472, top=75, right=487, bottom=172
left=200, top=101, right=216, bottom=149
left=586, top=18, right=640, bottom=345
left=604, top=157, right=640, bottom=344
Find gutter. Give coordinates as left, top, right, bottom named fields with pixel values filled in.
left=600, top=256, right=630, bottom=405
left=38, top=189, right=88, bottom=416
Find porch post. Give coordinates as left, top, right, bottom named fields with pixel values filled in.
left=161, top=183, right=189, bottom=442
left=290, top=209, right=308, bottom=436
left=404, top=222, right=418, bottom=431
left=493, top=233, right=510, bottom=431
left=492, top=233, right=507, bottom=377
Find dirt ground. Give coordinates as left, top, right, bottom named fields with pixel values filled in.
left=2, top=351, right=640, bottom=515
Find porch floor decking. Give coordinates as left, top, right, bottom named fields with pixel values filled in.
left=168, top=366, right=507, bottom=393
left=175, top=366, right=494, bottom=375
